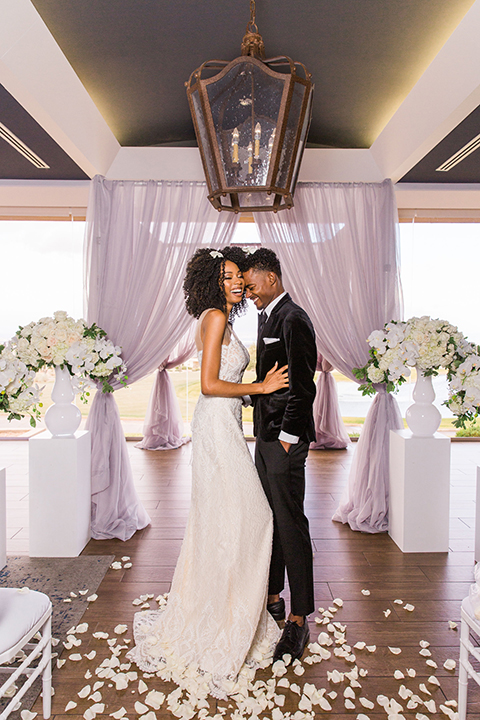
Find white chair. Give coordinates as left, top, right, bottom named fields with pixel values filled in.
left=459, top=595, right=480, bottom=719
left=0, top=588, right=52, bottom=720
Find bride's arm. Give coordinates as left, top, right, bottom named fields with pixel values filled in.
left=200, top=309, right=288, bottom=398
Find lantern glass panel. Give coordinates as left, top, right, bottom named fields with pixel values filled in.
left=290, top=87, right=313, bottom=189
left=237, top=191, right=276, bottom=208
left=206, top=61, right=285, bottom=190
left=276, top=81, right=306, bottom=188
left=191, top=88, right=218, bottom=192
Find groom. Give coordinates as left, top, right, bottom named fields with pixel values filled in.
left=241, top=248, right=317, bottom=664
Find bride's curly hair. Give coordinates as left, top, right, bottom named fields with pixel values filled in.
left=183, top=247, right=247, bottom=319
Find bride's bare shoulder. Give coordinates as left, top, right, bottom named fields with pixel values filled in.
left=196, top=308, right=226, bottom=349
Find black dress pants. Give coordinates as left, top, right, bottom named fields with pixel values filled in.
left=255, top=437, right=315, bottom=617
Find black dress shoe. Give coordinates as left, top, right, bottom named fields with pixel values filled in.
left=273, top=619, right=310, bottom=664
left=267, top=597, right=286, bottom=622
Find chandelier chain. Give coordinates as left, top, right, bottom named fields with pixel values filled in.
left=247, top=0, right=258, bottom=34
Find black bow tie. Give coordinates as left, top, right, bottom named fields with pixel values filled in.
left=258, top=310, right=267, bottom=334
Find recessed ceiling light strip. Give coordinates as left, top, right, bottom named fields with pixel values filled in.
left=0, top=122, right=50, bottom=169
left=436, top=132, right=480, bottom=172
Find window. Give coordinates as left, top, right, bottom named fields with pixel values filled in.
left=1, top=217, right=479, bottom=439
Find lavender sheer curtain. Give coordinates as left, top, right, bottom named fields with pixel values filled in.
left=136, top=327, right=196, bottom=451
left=311, top=354, right=350, bottom=450
left=84, top=176, right=238, bottom=540
left=255, top=179, right=403, bottom=532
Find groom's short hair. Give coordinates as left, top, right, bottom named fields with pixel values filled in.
left=241, top=247, right=282, bottom=279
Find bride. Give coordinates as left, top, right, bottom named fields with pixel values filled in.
left=128, top=247, right=288, bottom=698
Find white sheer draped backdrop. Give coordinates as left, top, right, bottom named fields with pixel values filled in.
left=311, top=354, right=350, bottom=450
left=84, top=176, right=239, bottom=540
left=135, top=327, right=196, bottom=451
left=255, top=180, right=403, bottom=532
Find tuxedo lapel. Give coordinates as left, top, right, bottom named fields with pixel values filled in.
left=256, top=294, right=292, bottom=377
left=269, top=293, right=291, bottom=319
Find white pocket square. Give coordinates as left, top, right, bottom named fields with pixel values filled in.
left=263, top=337, right=280, bottom=344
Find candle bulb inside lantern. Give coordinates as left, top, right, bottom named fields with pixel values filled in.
left=247, top=141, right=253, bottom=174
left=268, top=128, right=276, bottom=158
left=254, top=122, right=261, bottom=159
left=232, top=127, right=239, bottom=164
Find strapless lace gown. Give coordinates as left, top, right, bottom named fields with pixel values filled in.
left=128, top=328, right=280, bottom=698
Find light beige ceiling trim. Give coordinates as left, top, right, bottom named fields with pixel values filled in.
left=0, top=0, right=119, bottom=178
left=395, top=182, right=480, bottom=210
left=0, top=179, right=91, bottom=209
left=0, top=207, right=86, bottom=221
left=398, top=207, right=480, bottom=222
left=298, top=149, right=383, bottom=183
left=371, top=0, right=480, bottom=182
left=1, top=180, right=480, bottom=220
left=105, top=147, right=383, bottom=182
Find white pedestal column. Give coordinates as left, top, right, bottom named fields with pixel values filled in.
left=29, top=431, right=91, bottom=557
left=0, top=468, right=6, bottom=570
left=389, top=429, right=451, bottom=553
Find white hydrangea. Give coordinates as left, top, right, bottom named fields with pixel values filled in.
left=367, top=365, right=385, bottom=383
left=8, top=384, right=42, bottom=414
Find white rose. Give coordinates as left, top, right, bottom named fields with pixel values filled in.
left=55, top=327, right=68, bottom=342
left=41, top=322, right=56, bottom=338
left=33, top=338, right=49, bottom=357
left=20, top=324, right=34, bottom=338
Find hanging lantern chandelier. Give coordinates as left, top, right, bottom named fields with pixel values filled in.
left=186, top=0, right=314, bottom=213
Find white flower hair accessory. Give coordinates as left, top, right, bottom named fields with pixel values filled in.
left=209, top=250, right=223, bottom=259
left=243, top=247, right=257, bottom=255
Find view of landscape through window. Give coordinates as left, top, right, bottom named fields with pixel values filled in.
left=0, top=219, right=478, bottom=438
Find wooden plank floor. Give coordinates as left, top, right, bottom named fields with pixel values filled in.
left=2, top=439, right=480, bottom=718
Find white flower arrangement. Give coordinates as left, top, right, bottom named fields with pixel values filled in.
left=446, top=352, right=480, bottom=425
left=353, top=315, right=478, bottom=428
left=0, top=311, right=127, bottom=425
left=0, top=341, right=42, bottom=424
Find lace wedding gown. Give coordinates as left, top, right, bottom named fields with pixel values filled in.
left=128, top=313, right=280, bottom=698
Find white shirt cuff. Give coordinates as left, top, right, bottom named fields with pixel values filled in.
left=279, top=430, right=299, bottom=444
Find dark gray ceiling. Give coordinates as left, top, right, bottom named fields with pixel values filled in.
left=29, top=0, right=476, bottom=148
left=1, top=1, right=479, bottom=182
left=0, top=84, right=88, bottom=180
left=399, top=104, right=480, bottom=183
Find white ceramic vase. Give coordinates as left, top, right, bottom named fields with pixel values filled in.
left=405, top=370, right=442, bottom=437
left=44, top=365, right=82, bottom=438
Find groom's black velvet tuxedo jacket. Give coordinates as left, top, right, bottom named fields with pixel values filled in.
left=254, top=293, right=317, bottom=444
